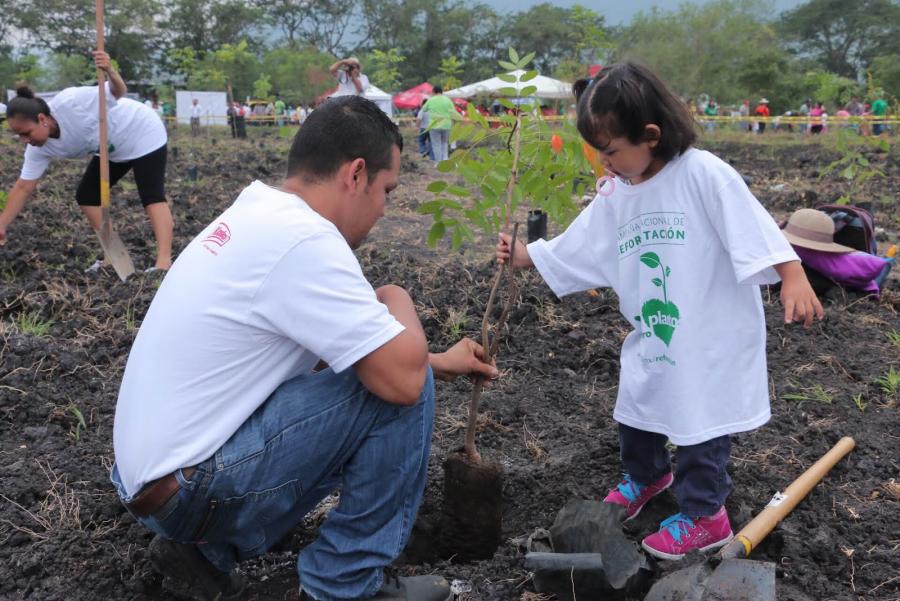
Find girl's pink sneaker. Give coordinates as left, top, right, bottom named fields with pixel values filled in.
left=641, top=506, right=734, bottom=560
left=602, top=472, right=674, bottom=521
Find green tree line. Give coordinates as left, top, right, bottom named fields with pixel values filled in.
left=2, top=0, right=898, bottom=110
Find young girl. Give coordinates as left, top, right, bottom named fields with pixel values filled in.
left=497, top=62, right=824, bottom=560
left=1, top=51, right=173, bottom=271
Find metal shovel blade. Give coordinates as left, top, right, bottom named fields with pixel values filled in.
left=644, top=558, right=775, bottom=601
left=97, top=209, right=135, bottom=281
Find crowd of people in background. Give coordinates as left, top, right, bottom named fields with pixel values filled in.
left=693, top=93, right=891, bottom=136
left=34, top=73, right=884, bottom=147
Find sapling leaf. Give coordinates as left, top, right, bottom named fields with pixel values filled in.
left=445, top=185, right=470, bottom=198
left=520, top=85, right=538, bottom=97
left=498, top=73, right=517, bottom=83
left=665, top=266, right=671, bottom=276
left=417, top=200, right=444, bottom=214
left=498, top=86, right=519, bottom=96
left=437, top=161, right=454, bottom=173
left=498, top=61, right=518, bottom=71
left=520, top=70, right=538, bottom=82
left=427, top=221, right=446, bottom=246
left=427, top=181, right=448, bottom=193
left=452, top=227, right=463, bottom=249
left=652, top=278, right=663, bottom=287
left=519, top=52, right=535, bottom=66
left=467, top=103, right=488, bottom=126
left=508, top=47, right=520, bottom=63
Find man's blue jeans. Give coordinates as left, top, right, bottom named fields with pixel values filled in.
left=112, top=367, right=435, bottom=601
left=417, top=129, right=434, bottom=160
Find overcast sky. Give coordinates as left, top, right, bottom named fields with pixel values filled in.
left=484, top=0, right=804, bottom=24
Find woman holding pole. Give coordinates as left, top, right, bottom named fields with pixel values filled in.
left=0, top=51, right=173, bottom=272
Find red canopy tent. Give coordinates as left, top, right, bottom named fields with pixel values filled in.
left=393, top=82, right=469, bottom=111
left=393, top=82, right=433, bottom=110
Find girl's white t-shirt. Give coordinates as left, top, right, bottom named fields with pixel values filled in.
left=528, top=148, right=798, bottom=445
left=20, top=83, right=167, bottom=180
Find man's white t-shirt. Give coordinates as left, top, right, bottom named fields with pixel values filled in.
left=190, top=103, right=203, bottom=118
left=528, top=148, right=798, bottom=445
left=20, top=84, right=167, bottom=181
left=113, top=181, right=404, bottom=496
left=332, top=72, right=370, bottom=97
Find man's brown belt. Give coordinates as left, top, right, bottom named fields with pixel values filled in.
left=125, top=467, right=196, bottom=518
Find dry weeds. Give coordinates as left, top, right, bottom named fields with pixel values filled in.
left=0, top=459, right=82, bottom=542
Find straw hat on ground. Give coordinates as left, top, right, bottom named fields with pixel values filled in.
left=759, top=98, right=769, bottom=104
left=782, top=208, right=854, bottom=253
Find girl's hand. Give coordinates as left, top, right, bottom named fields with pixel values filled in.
left=92, top=51, right=112, bottom=73
left=496, top=232, right=532, bottom=268
left=776, top=261, right=824, bottom=327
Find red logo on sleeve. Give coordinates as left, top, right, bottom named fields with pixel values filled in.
left=203, top=222, right=231, bottom=255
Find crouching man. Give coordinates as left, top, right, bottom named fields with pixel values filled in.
left=111, top=96, right=497, bottom=601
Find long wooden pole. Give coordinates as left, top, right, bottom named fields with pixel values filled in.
left=93, top=0, right=135, bottom=281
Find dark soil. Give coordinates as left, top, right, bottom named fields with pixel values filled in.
left=1, top=127, right=899, bottom=601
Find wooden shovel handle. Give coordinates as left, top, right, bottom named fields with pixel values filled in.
left=96, top=0, right=110, bottom=210
left=722, top=436, right=855, bottom=560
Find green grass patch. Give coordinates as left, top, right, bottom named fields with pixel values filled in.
left=14, top=311, right=54, bottom=336
left=876, top=367, right=900, bottom=398
left=782, top=383, right=834, bottom=405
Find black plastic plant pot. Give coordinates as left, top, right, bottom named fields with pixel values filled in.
left=439, top=452, right=503, bottom=561
left=527, top=209, right=548, bottom=243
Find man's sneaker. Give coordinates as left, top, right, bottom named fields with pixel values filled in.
left=641, top=506, right=734, bottom=560
left=149, top=535, right=245, bottom=601
left=300, top=572, right=452, bottom=601
left=603, top=472, right=674, bottom=521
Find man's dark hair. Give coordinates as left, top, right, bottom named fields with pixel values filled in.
left=573, top=62, right=696, bottom=162
left=287, top=96, right=402, bottom=182
left=433, top=85, right=443, bottom=94
left=7, top=86, right=51, bottom=122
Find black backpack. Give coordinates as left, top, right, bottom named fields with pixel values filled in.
left=816, top=204, right=877, bottom=254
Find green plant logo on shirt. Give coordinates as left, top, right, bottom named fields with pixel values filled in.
left=636, top=252, right=680, bottom=346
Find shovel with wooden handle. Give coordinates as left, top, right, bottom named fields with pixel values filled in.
left=94, top=0, right=135, bottom=282
left=644, top=436, right=856, bottom=601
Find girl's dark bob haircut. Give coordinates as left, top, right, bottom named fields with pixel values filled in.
left=573, top=62, right=696, bottom=162
left=7, top=86, right=52, bottom=122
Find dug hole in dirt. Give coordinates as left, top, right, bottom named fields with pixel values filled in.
left=0, top=129, right=899, bottom=601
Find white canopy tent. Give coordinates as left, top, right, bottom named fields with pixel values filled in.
left=176, top=90, right=228, bottom=126
left=445, top=70, right=573, bottom=100
left=362, top=83, right=394, bottom=119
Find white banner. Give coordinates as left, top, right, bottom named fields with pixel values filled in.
left=175, top=90, right=228, bottom=126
